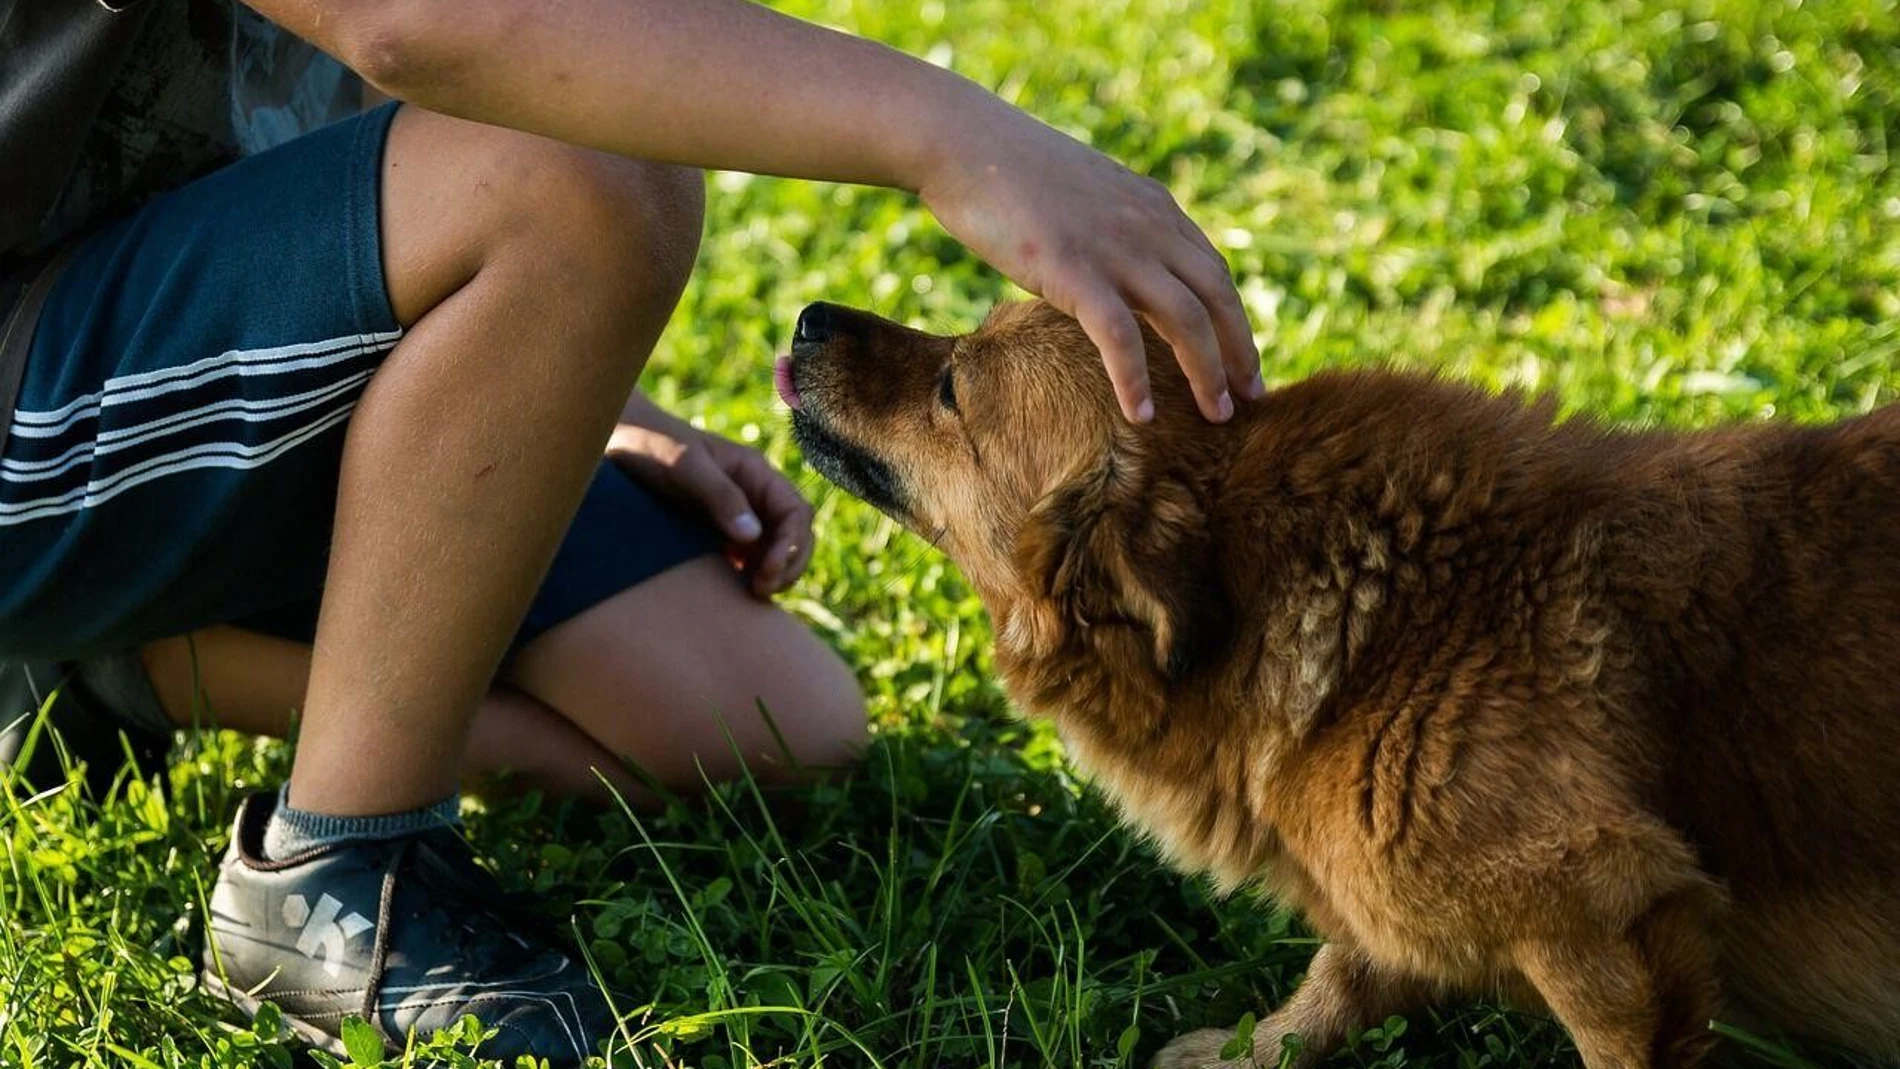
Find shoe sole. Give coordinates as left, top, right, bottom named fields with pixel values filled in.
left=200, top=970, right=357, bottom=1057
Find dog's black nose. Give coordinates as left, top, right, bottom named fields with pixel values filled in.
left=794, top=302, right=833, bottom=345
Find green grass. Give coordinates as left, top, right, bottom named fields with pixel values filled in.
left=6, top=0, right=1899, bottom=1065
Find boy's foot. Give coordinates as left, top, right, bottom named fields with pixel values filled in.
left=201, top=792, right=617, bottom=1064
left=0, top=656, right=172, bottom=794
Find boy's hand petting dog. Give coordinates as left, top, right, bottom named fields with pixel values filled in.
left=916, top=104, right=1263, bottom=425
left=607, top=395, right=814, bottom=597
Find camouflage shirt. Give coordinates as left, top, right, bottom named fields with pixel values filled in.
left=2, top=0, right=362, bottom=259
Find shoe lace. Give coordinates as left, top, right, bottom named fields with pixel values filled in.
left=359, top=831, right=577, bottom=1039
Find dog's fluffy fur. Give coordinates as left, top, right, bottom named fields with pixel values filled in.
left=787, top=300, right=1900, bottom=1069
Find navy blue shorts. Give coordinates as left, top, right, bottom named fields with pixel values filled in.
left=0, top=103, right=721, bottom=659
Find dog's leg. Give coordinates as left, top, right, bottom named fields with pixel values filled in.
left=1153, top=942, right=1432, bottom=1069
left=1512, top=892, right=1721, bottom=1069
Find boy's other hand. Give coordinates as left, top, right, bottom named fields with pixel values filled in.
left=609, top=400, right=814, bottom=597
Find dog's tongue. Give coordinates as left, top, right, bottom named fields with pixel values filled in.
left=774, top=355, right=803, bottom=410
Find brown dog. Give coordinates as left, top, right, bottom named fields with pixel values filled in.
left=779, top=299, right=1900, bottom=1069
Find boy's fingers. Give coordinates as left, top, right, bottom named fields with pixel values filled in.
left=760, top=538, right=794, bottom=592
left=675, top=445, right=761, bottom=542
left=1069, top=282, right=1154, bottom=423
left=786, top=536, right=814, bottom=586
left=1172, top=250, right=1262, bottom=399
left=1140, top=189, right=1260, bottom=402
left=759, top=528, right=790, bottom=575
left=765, top=523, right=813, bottom=592
left=1128, top=270, right=1232, bottom=422
left=712, top=444, right=813, bottom=592
left=1172, top=213, right=1232, bottom=273
left=756, top=477, right=814, bottom=558
left=724, top=448, right=811, bottom=528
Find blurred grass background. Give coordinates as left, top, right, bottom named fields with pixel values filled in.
left=4, top=0, right=1897, bottom=1065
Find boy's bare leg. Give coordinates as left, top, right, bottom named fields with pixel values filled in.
left=142, top=626, right=640, bottom=800
left=281, top=105, right=703, bottom=816
left=141, top=556, right=868, bottom=804
left=502, top=554, right=866, bottom=789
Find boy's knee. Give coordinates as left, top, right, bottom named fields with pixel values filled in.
left=724, top=633, right=867, bottom=781
left=384, top=108, right=704, bottom=320
left=517, top=147, right=705, bottom=305
left=782, top=652, right=869, bottom=771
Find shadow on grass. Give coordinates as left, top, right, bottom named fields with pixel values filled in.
left=0, top=684, right=1873, bottom=1069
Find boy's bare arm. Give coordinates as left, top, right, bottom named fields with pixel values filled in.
left=248, top=0, right=1260, bottom=423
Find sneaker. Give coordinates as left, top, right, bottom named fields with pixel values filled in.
left=0, top=656, right=172, bottom=795
left=201, top=792, right=618, bottom=1063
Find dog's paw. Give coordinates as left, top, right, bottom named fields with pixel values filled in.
left=1152, top=1028, right=1253, bottom=1069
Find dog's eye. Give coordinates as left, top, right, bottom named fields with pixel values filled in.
left=938, top=365, right=959, bottom=413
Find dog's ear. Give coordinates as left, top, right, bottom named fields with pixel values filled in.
left=1011, top=458, right=1225, bottom=681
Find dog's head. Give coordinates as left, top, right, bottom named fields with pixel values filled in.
left=782, top=300, right=1232, bottom=682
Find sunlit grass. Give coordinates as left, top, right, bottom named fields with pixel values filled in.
left=4, top=0, right=1896, bottom=1064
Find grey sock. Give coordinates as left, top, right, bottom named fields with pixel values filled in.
left=261, top=784, right=461, bottom=860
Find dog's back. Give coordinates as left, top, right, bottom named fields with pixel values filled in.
left=1596, top=404, right=1900, bottom=1054
left=1233, top=378, right=1900, bottom=1055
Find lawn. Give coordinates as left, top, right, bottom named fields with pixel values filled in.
left=5, top=0, right=1899, bottom=1065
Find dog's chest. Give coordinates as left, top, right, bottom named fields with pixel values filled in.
left=1056, top=720, right=1289, bottom=894
left=1056, top=706, right=1443, bottom=946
